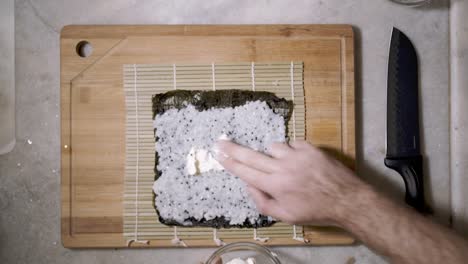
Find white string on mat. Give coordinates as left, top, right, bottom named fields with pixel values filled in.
left=290, top=61, right=297, bottom=141
left=210, top=63, right=225, bottom=247
left=253, top=228, right=269, bottom=243
left=250, top=61, right=270, bottom=243
left=126, top=64, right=149, bottom=246
left=171, top=65, right=184, bottom=245
left=212, top=62, right=216, bottom=91
left=173, top=63, right=177, bottom=90
left=169, top=63, right=188, bottom=247
left=251, top=62, right=256, bottom=91
left=213, top=228, right=225, bottom=246
left=292, top=225, right=309, bottom=243
left=290, top=61, right=308, bottom=243
left=171, top=226, right=187, bottom=247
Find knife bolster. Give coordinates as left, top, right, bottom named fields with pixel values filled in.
left=384, top=155, right=425, bottom=212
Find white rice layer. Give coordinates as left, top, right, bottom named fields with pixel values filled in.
left=153, top=100, right=286, bottom=225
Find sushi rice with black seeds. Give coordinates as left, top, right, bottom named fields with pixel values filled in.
left=152, top=90, right=292, bottom=228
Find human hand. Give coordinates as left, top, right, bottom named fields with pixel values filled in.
left=216, top=141, right=468, bottom=264
left=215, top=140, right=369, bottom=226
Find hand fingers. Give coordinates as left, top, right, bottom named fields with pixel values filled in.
left=268, top=142, right=292, bottom=159
left=216, top=140, right=279, bottom=173
left=289, top=140, right=314, bottom=150
left=218, top=155, right=271, bottom=191
left=247, top=186, right=293, bottom=222
left=247, top=185, right=272, bottom=201
left=247, top=186, right=276, bottom=216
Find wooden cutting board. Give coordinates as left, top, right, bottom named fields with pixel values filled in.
left=61, top=25, right=355, bottom=248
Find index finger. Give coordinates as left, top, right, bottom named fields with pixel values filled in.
left=218, top=156, right=272, bottom=191
left=216, top=140, right=279, bottom=173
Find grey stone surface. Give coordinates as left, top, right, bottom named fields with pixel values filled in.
left=450, top=0, right=468, bottom=236
left=0, top=0, right=453, bottom=263
left=0, top=0, right=15, bottom=154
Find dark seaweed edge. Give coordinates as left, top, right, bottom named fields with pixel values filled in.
left=152, top=89, right=293, bottom=120
left=159, top=215, right=274, bottom=229
left=151, top=89, right=293, bottom=228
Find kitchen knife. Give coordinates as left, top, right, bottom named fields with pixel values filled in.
left=384, top=28, right=425, bottom=212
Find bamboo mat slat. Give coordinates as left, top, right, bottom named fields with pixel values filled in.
left=123, top=62, right=305, bottom=245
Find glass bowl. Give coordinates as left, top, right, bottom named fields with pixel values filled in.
left=205, top=242, right=281, bottom=264
left=389, top=0, right=430, bottom=6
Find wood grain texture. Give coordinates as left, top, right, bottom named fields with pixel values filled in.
left=61, top=25, right=355, bottom=248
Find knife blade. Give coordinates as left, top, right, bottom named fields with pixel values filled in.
left=384, top=28, right=426, bottom=212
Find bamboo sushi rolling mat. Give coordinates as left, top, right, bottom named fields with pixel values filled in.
left=123, top=62, right=306, bottom=246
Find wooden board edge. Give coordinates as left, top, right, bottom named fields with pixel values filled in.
left=304, top=226, right=355, bottom=245
left=60, top=79, right=71, bottom=245
left=59, top=24, right=357, bottom=248
left=60, top=35, right=127, bottom=245
left=60, top=24, right=354, bottom=39
left=61, top=234, right=355, bottom=248
left=342, top=31, right=356, bottom=170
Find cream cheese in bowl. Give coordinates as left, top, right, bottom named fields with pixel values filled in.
left=205, top=242, right=281, bottom=264
left=226, top=258, right=256, bottom=264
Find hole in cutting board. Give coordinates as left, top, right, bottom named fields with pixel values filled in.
left=76, top=41, right=93, bottom=58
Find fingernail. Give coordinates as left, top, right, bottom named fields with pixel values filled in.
left=218, top=133, right=231, bottom=141
left=213, top=143, right=230, bottom=161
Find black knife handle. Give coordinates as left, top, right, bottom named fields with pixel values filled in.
left=384, top=155, right=425, bottom=212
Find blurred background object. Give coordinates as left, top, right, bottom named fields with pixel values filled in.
left=390, top=0, right=430, bottom=6
left=0, top=0, right=15, bottom=155
left=451, top=0, right=468, bottom=236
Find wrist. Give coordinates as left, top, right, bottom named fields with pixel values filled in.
left=333, top=181, right=378, bottom=230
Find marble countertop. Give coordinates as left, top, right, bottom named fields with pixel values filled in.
left=0, top=0, right=455, bottom=263
left=0, top=0, right=15, bottom=154
left=450, top=0, right=468, bottom=237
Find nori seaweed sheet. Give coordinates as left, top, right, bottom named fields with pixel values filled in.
left=152, top=89, right=293, bottom=228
